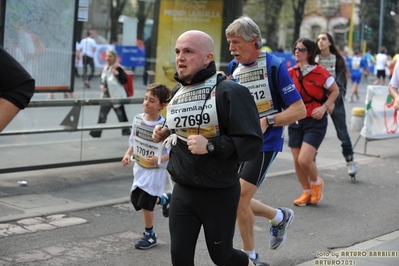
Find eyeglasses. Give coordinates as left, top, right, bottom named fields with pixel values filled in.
left=294, top=47, right=308, bottom=52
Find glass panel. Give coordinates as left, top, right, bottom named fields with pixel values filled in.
left=0, top=0, right=226, bottom=172
left=1, top=0, right=77, bottom=171
left=3, top=0, right=74, bottom=90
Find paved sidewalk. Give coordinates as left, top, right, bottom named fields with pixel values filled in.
left=0, top=162, right=132, bottom=223
left=1, top=157, right=398, bottom=266
left=297, top=230, right=399, bottom=266
left=1, top=143, right=399, bottom=266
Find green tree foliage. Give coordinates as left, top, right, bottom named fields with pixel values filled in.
left=243, top=0, right=284, bottom=50
left=360, top=0, right=397, bottom=55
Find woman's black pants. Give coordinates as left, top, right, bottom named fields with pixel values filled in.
left=89, top=104, right=130, bottom=138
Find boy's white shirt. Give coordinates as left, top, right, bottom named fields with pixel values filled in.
left=129, top=113, right=170, bottom=196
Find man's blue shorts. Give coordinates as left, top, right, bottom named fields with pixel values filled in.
left=351, top=72, right=362, bottom=84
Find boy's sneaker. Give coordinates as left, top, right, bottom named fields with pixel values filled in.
left=255, top=263, right=270, bottom=266
left=269, top=208, right=294, bottom=250
left=347, top=160, right=357, bottom=176
left=310, top=177, right=324, bottom=204
left=293, top=191, right=311, bottom=206
left=135, top=232, right=157, bottom=250
left=162, top=192, right=172, bottom=218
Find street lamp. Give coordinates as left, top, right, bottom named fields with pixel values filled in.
left=379, top=0, right=399, bottom=50
left=378, top=0, right=384, bottom=50
left=348, top=0, right=355, bottom=56
left=390, top=2, right=398, bottom=16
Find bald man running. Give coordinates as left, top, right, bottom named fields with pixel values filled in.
left=153, top=30, right=267, bottom=266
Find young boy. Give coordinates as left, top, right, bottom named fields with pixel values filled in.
left=121, top=83, right=171, bottom=250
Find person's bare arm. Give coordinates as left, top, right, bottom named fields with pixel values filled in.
left=389, top=86, right=399, bottom=111
left=272, top=99, right=306, bottom=126
left=0, top=98, right=20, bottom=132
left=260, top=99, right=306, bottom=132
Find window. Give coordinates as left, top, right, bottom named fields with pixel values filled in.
left=311, top=25, right=322, bottom=41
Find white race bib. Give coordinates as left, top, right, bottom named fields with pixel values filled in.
left=133, top=116, right=163, bottom=169
left=166, top=74, right=220, bottom=140
left=233, top=55, right=275, bottom=117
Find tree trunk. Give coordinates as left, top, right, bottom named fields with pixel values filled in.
left=263, top=0, right=284, bottom=50
left=110, top=0, right=127, bottom=43
left=292, top=0, right=306, bottom=45
left=136, top=1, right=145, bottom=41
left=220, top=0, right=244, bottom=73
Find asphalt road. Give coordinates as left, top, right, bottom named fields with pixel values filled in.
left=1, top=155, right=398, bottom=266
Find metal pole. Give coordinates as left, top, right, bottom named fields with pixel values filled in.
left=348, top=0, right=355, bottom=56
left=378, top=0, right=384, bottom=49
left=360, top=22, right=365, bottom=46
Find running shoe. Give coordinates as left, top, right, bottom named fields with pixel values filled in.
left=242, top=250, right=259, bottom=264
left=310, top=177, right=324, bottom=204
left=293, top=191, right=311, bottom=206
left=250, top=253, right=260, bottom=264
left=135, top=232, right=157, bottom=250
left=269, top=207, right=294, bottom=250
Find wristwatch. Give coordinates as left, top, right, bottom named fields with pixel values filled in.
left=206, top=141, right=215, bottom=153
left=266, top=115, right=275, bottom=127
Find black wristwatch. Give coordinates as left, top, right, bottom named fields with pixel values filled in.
left=266, top=115, right=275, bottom=127
left=206, top=141, right=215, bottom=153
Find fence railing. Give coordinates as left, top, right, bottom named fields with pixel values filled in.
left=0, top=97, right=144, bottom=174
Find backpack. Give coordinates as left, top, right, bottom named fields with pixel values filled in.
left=227, top=53, right=285, bottom=112
left=122, top=69, right=134, bottom=97
left=292, top=66, right=328, bottom=105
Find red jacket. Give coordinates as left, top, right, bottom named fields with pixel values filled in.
left=288, top=64, right=330, bottom=117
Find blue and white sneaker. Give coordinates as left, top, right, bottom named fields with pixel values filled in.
left=269, top=207, right=294, bottom=250
left=135, top=232, right=157, bottom=250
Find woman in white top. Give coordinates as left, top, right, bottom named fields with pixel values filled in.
left=89, top=49, right=130, bottom=138
left=374, top=46, right=388, bottom=85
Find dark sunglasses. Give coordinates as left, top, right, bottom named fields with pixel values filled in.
left=294, top=47, right=308, bottom=52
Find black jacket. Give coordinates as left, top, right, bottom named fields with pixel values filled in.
left=166, top=61, right=263, bottom=188
left=0, top=46, right=35, bottom=109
